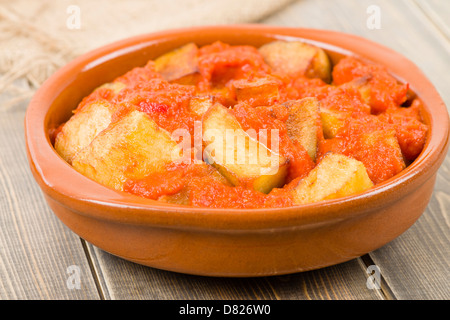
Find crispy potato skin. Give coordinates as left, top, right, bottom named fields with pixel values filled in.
left=291, top=152, right=374, bottom=205
left=72, top=110, right=182, bottom=191
left=189, top=95, right=214, bottom=117
left=232, top=77, right=280, bottom=107
left=284, top=97, right=321, bottom=161
left=259, top=40, right=331, bottom=82
left=320, top=108, right=347, bottom=139
left=154, top=42, right=200, bottom=84
left=202, top=103, right=288, bottom=194
left=55, top=101, right=115, bottom=164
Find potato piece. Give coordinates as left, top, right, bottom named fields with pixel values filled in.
left=360, top=129, right=403, bottom=157
left=189, top=95, right=214, bottom=117
left=357, top=129, right=406, bottom=184
left=154, top=42, right=200, bottom=84
left=72, top=110, right=182, bottom=191
left=313, top=47, right=332, bottom=83
left=232, top=77, right=280, bottom=107
left=284, top=97, right=321, bottom=161
left=292, top=153, right=373, bottom=204
left=202, top=103, right=288, bottom=194
left=55, top=101, right=116, bottom=164
left=320, top=108, right=348, bottom=139
left=259, top=40, right=331, bottom=82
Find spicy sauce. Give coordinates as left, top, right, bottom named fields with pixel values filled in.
left=70, top=42, right=428, bottom=208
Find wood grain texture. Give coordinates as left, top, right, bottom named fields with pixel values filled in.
left=414, top=0, right=450, bottom=42
left=0, top=109, right=100, bottom=299
left=263, top=0, right=450, bottom=300
left=86, top=244, right=382, bottom=300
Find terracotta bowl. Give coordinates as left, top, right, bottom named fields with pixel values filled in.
left=25, top=25, right=449, bottom=277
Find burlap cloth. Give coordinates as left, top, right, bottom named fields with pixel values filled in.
left=0, top=0, right=294, bottom=110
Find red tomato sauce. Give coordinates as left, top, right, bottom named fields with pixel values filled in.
left=318, top=113, right=406, bottom=184
left=67, top=42, right=428, bottom=208
left=332, top=56, right=409, bottom=113
left=112, top=78, right=197, bottom=135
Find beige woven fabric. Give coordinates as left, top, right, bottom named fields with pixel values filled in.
left=0, top=0, right=294, bottom=109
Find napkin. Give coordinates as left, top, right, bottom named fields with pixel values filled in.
left=0, top=0, right=294, bottom=109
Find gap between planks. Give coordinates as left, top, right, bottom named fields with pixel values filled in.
left=359, top=254, right=396, bottom=300
left=79, top=236, right=392, bottom=300
left=80, top=238, right=106, bottom=300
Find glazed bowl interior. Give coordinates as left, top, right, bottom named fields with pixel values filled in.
left=26, top=25, right=449, bottom=231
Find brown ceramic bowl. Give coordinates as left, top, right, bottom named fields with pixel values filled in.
left=25, top=25, right=449, bottom=277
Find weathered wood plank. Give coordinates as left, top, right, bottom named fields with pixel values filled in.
left=369, top=0, right=450, bottom=300
left=264, top=0, right=450, bottom=299
left=369, top=189, right=450, bottom=299
left=414, top=0, right=450, bottom=42
left=0, top=108, right=100, bottom=299
left=86, top=244, right=382, bottom=300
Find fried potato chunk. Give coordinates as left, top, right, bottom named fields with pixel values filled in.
left=259, top=40, right=331, bottom=82
left=320, top=108, right=348, bottom=139
left=72, top=110, right=182, bottom=191
left=292, top=152, right=373, bottom=204
left=55, top=101, right=116, bottom=164
left=189, top=95, right=215, bottom=117
left=284, top=97, right=321, bottom=161
left=202, top=103, right=288, bottom=194
left=154, top=42, right=200, bottom=84
left=232, top=76, right=280, bottom=107
left=357, top=129, right=406, bottom=184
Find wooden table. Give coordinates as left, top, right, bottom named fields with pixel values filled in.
left=1, top=0, right=449, bottom=301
